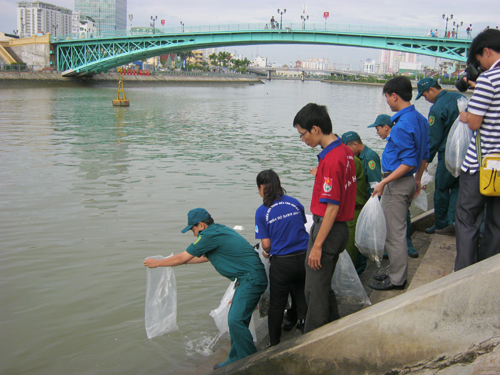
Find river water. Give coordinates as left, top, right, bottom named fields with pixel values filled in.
left=0, top=79, right=465, bottom=375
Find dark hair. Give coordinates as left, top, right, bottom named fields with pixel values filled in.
left=383, top=76, right=413, bottom=102
left=201, top=217, right=214, bottom=226
left=347, top=139, right=363, bottom=147
left=431, top=83, right=442, bottom=90
left=256, top=169, right=286, bottom=207
left=293, top=103, right=332, bottom=135
left=468, top=29, right=500, bottom=64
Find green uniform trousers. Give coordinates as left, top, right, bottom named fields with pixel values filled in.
left=222, top=276, right=267, bottom=367
left=434, top=156, right=459, bottom=229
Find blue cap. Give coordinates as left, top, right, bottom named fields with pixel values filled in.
left=341, top=131, right=361, bottom=144
left=416, top=77, right=437, bottom=100
left=181, top=208, right=211, bottom=233
left=367, top=114, right=393, bottom=128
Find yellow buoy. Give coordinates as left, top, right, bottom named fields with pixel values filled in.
left=112, top=68, right=130, bottom=106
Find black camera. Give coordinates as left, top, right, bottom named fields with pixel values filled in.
left=455, top=63, right=482, bottom=92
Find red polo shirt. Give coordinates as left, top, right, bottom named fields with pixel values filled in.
left=311, top=138, right=356, bottom=222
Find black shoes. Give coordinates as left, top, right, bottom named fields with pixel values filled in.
left=425, top=225, right=437, bottom=234
left=369, top=278, right=406, bottom=291
left=282, top=321, right=295, bottom=331
left=213, top=363, right=221, bottom=370
left=372, top=273, right=388, bottom=282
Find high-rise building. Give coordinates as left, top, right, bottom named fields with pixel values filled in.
left=74, top=0, right=126, bottom=36
left=17, top=1, right=72, bottom=38
left=72, top=11, right=97, bottom=38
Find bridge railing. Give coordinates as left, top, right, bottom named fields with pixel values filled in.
left=51, top=23, right=472, bottom=43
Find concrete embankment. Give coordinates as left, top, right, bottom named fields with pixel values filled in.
left=0, top=71, right=264, bottom=86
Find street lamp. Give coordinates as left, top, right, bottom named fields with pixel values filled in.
left=128, top=14, right=133, bottom=29
left=442, top=14, right=453, bottom=37
left=151, top=15, right=157, bottom=34
left=52, top=24, right=58, bottom=37
left=180, top=21, right=184, bottom=33
left=453, top=20, right=463, bottom=38
left=301, top=14, right=309, bottom=30
left=277, top=8, right=286, bottom=30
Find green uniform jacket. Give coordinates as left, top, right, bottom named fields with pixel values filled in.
left=186, top=223, right=266, bottom=282
left=427, top=90, right=465, bottom=163
left=354, top=156, right=368, bottom=206
left=359, top=145, right=381, bottom=196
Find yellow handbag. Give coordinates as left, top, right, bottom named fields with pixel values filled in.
left=477, top=130, right=500, bottom=196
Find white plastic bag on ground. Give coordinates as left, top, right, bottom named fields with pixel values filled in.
left=145, top=254, right=178, bottom=339
left=355, top=196, right=387, bottom=267
left=332, top=250, right=371, bottom=306
left=445, top=97, right=472, bottom=177
left=413, top=189, right=428, bottom=211
left=209, top=281, right=258, bottom=342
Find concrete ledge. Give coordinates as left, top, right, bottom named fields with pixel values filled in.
left=217, top=254, right=500, bottom=375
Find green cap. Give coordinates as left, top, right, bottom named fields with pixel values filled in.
left=181, top=208, right=211, bottom=233
left=368, top=114, right=393, bottom=128
left=341, top=131, right=361, bottom=144
left=416, top=77, right=437, bottom=100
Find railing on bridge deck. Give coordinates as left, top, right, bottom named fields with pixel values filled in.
left=51, top=23, right=473, bottom=43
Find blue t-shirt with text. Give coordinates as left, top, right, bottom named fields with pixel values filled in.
left=255, top=195, right=309, bottom=256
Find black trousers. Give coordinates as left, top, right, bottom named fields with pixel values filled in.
left=268, top=251, right=307, bottom=345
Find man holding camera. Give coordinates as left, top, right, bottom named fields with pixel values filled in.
left=415, top=77, right=464, bottom=235
left=455, top=29, right=500, bottom=271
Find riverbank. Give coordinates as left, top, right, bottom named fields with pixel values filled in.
left=0, top=71, right=264, bottom=86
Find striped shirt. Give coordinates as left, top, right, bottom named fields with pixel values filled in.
left=462, top=59, right=500, bottom=173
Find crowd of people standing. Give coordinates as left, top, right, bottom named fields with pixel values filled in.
left=143, top=28, right=500, bottom=370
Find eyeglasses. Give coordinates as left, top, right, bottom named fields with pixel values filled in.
left=299, top=130, right=308, bottom=139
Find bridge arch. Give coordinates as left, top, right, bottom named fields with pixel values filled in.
left=54, top=23, right=471, bottom=77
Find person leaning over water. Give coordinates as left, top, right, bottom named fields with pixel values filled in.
left=293, top=103, right=356, bottom=333
left=254, top=169, right=309, bottom=347
left=143, top=208, right=267, bottom=370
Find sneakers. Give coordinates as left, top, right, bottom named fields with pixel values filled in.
left=435, top=224, right=456, bottom=236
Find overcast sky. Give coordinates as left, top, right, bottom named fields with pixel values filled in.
left=2, top=0, right=498, bottom=67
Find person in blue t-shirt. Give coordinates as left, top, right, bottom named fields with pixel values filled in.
left=255, top=169, right=309, bottom=347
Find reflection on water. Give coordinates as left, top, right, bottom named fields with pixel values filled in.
left=0, top=80, right=462, bottom=374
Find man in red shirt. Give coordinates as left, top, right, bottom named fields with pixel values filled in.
left=293, top=103, right=357, bottom=332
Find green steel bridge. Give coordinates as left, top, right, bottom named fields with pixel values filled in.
left=53, top=23, right=472, bottom=77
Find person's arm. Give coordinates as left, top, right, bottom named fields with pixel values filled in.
left=261, top=238, right=271, bottom=258
left=414, top=159, right=427, bottom=198
left=187, top=255, right=210, bottom=264
left=427, top=110, right=445, bottom=163
left=462, top=112, right=484, bottom=131
left=144, top=251, right=197, bottom=268
left=308, top=203, right=339, bottom=271
left=372, top=163, right=414, bottom=197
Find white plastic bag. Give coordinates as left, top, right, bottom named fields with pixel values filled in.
left=145, top=254, right=178, bottom=339
left=355, top=196, right=387, bottom=267
left=445, top=97, right=472, bottom=177
left=332, top=250, right=371, bottom=306
left=254, top=243, right=271, bottom=317
left=413, top=190, right=428, bottom=211
left=421, top=170, right=434, bottom=187
left=209, top=281, right=258, bottom=342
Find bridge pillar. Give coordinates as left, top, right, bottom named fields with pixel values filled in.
left=266, top=70, right=271, bottom=80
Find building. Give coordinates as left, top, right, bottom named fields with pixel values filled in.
left=250, top=56, right=267, bottom=68
left=71, top=11, right=96, bottom=38
left=379, top=50, right=418, bottom=74
left=301, top=58, right=331, bottom=71
left=17, top=1, right=72, bottom=38
left=364, top=58, right=376, bottom=73
left=74, top=0, right=127, bottom=36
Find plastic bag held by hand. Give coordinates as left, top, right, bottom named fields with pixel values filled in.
left=209, top=281, right=258, bottom=342
left=145, top=254, right=178, bottom=339
left=355, top=196, right=387, bottom=267
left=445, top=97, right=472, bottom=177
left=413, top=189, right=428, bottom=211
left=331, top=250, right=371, bottom=306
